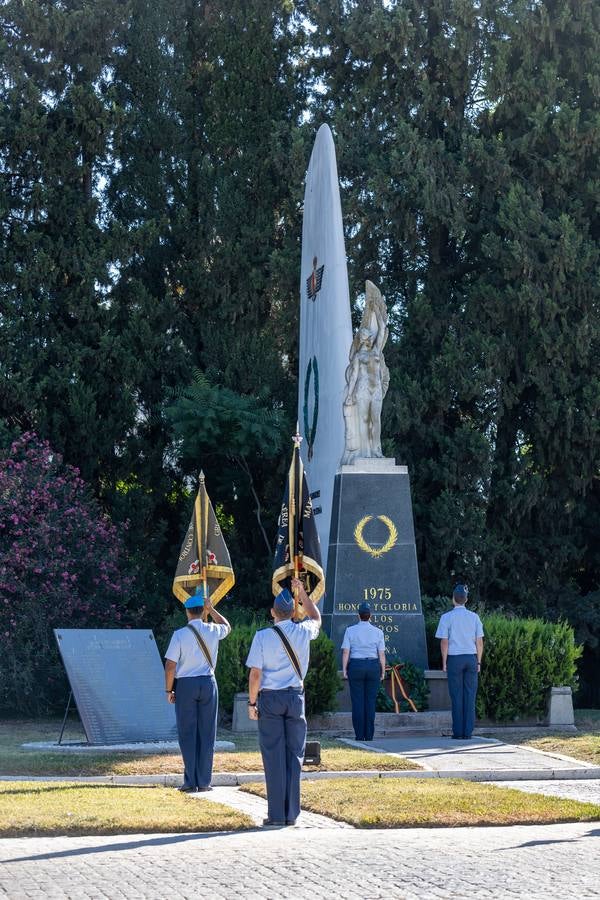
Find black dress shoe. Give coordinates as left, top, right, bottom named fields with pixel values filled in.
left=178, top=785, right=196, bottom=792
left=196, top=786, right=213, bottom=792
left=262, top=818, right=285, bottom=827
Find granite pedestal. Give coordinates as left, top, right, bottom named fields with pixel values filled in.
left=323, top=459, right=428, bottom=670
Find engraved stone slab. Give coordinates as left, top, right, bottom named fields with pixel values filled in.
left=323, top=466, right=429, bottom=669
left=55, top=629, right=178, bottom=744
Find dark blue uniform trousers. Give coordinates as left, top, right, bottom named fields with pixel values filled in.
left=258, top=687, right=306, bottom=824
left=347, top=658, right=381, bottom=741
left=446, top=654, right=478, bottom=739
left=175, top=675, right=218, bottom=789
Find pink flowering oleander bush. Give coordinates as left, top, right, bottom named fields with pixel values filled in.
left=0, top=432, right=141, bottom=715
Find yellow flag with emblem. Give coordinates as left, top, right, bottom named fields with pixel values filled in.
left=172, top=472, right=235, bottom=606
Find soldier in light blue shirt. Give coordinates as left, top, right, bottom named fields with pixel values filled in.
left=341, top=602, right=386, bottom=741
left=246, top=579, right=321, bottom=827
left=164, top=589, right=231, bottom=792
left=435, top=584, right=484, bottom=740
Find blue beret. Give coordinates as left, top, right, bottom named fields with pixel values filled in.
left=274, top=588, right=294, bottom=613
left=358, top=601, right=371, bottom=614
left=184, top=587, right=206, bottom=609
left=453, top=584, right=468, bottom=598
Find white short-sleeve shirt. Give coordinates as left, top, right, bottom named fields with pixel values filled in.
left=165, top=620, right=230, bottom=677
left=245, top=619, right=320, bottom=690
left=341, top=621, right=385, bottom=659
left=435, top=606, right=484, bottom=656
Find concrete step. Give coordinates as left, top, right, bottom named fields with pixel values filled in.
left=308, top=710, right=452, bottom=736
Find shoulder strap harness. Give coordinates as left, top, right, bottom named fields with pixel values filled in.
left=272, top=625, right=303, bottom=682
left=186, top=623, right=214, bottom=671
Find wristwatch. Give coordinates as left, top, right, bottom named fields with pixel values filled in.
left=248, top=701, right=257, bottom=707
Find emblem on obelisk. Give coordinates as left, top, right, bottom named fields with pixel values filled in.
left=303, top=356, right=319, bottom=461
left=306, top=256, right=325, bottom=302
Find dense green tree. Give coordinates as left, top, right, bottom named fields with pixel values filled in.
left=2, top=1, right=309, bottom=613
left=306, top=0, right=498, bottom=589
left=0, top=0, right=132, bottom=485
left=104, top=0, right=309, bottom=606
left=305, top=0, right=600, bottom=696
left=475, top=0, right=600, bottom=612
left=2, top=0, right=600, bottom=696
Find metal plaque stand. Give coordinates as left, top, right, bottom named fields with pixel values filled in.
left=57, top=690, right=78, bottom=745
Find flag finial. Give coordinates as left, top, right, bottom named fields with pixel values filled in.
left=293, top=423, right=302, bottom=449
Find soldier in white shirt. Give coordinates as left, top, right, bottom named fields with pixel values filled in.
left=435, top=584, right=484, bottom=740
left=164, top=589, right=231, bottom=792
left=246, top=578, right=321, bottom=827
left=341, top=601, right=386, bottom=741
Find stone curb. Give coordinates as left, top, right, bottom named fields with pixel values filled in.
left=1, top=768, right=599, bottom=785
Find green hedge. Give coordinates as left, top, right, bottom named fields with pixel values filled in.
left=160, top=606, right=580, bottom=723
left=477, top=615, right=581, bottom=722
left=422, top=597, right=581, bottom=722
left=215, top=623, right=260, bottom=713
left=304, top=632, right=341, bottom=716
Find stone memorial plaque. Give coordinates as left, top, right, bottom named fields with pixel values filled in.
left=323, top=461, right=429, bottom=669
left=55, top=629, right=177, bottom=744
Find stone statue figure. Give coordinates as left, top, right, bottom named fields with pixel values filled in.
left=341, top=281, right=389, bottom=465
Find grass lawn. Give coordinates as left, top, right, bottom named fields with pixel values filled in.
left=0, top=782, right=253, bottom=837
left=497, top=710, right=600, bottom=767
left=242, top=777, right=600, bottom=828
left=0, top=719, right=419, bottom=776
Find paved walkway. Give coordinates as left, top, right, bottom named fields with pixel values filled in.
left=3, top=739, right=600, bottom=897
left=348, top=736, right=600, bottom=779
left=2, top=822, right=599, bottom=899
left=193, top=785, right=351, bottom=828
left=488, top=778, right=600, bottom=805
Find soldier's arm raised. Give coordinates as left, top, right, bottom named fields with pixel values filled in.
left=291, top=577, right=321, bottom=625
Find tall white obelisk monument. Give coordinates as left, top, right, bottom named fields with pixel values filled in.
left=298, top=125, right=352, bottom=576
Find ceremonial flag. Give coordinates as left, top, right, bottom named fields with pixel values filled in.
left=272, top=428, right=325, bottom=618
left=173, top=472, right=235, bottom=606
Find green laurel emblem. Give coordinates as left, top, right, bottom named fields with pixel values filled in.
left=303, top=356, right=319, bottom=461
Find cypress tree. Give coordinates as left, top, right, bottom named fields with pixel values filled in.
left=307, top=0, right=497, bottom=591
left=0, top=0, right=132, bottom=486
left=306, top=0, right=600, bottom=637
left=474, top=0, right=600, bottom=611
left=106, top=0, right=309, bottom=602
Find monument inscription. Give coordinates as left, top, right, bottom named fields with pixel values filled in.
left=323, top=459, right=428, bottom=668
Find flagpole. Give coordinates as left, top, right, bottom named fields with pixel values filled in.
left=199, top=471, right=209, bottom=622
left=292, top=424, right=303, bottom=620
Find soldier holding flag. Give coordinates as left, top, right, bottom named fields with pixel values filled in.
left=165, top=473, right=235, bottom=793
left=246, top=430, right=324, bottom=827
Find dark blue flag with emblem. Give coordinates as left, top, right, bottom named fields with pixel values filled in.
left=272, top=427, right=325, bottom=619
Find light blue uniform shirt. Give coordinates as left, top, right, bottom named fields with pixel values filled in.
left=245, top=619, right=320, bottom=690
left=435, top=606, right=484, bottom=655
left=341, top=621, right=385, bottom=659
left=165, top=620, right=230, bottom=677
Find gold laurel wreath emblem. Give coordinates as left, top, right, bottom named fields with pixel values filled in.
left=354, top=515, right=398, bottom=558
